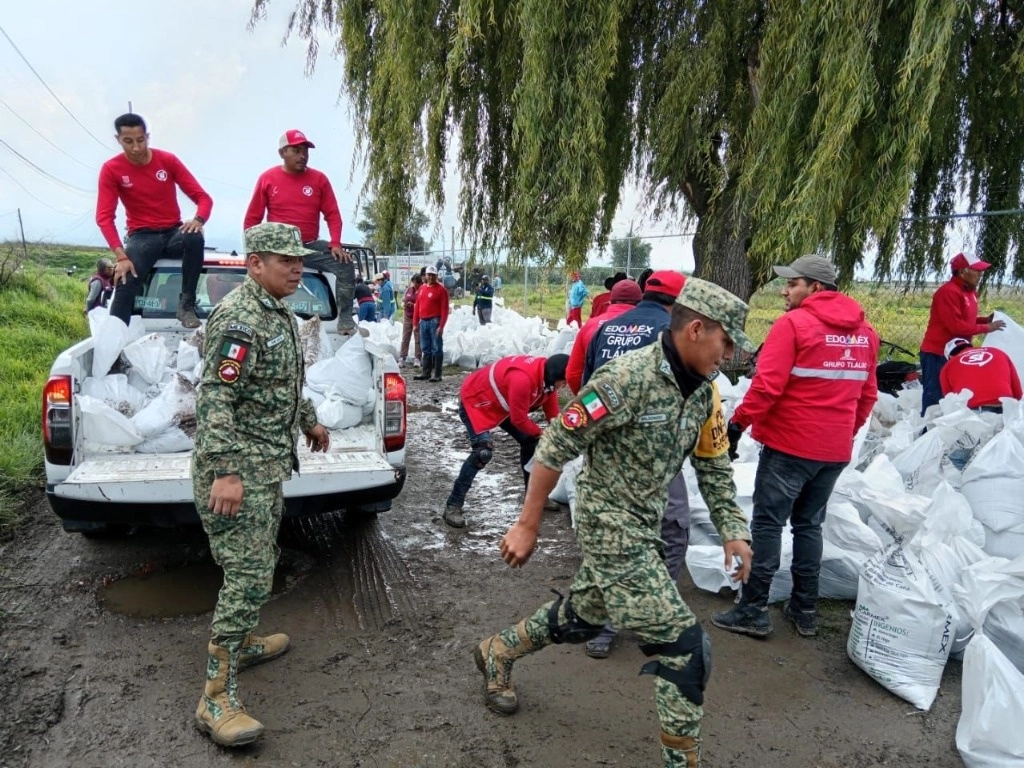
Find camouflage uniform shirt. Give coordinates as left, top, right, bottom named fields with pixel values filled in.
left=535, top=340, right=749, bottom=555
left=193, top=275, right=318, bottom=482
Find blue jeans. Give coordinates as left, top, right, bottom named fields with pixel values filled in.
left=741, top=446, right=847, bottom=612
left=109, top=227, right=204, bottom=325
left=419, top=317, right=443, bottom=359
left=919, top=351, right=947, bottom=416
left=446, top=402, right=538, bottom=508
left=357, top=301, right=377, bottom=322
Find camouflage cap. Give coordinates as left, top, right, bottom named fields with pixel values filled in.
left=675, top=277, right=756, bottom=353
left=244, top=222, right=319, bottom=258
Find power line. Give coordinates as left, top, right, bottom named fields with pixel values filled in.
left=0, top=164, right=74, bottom=213
left=0, top=96, right=96, bottom=169
left=0, top=23, right=109, bottom=149
left=0, top=140, right=92, bottom=195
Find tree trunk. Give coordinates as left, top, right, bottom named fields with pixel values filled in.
left=691, top=188, right=756, bottom=302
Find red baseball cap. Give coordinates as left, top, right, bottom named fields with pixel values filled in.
left=950, top=253, right=990, bottom=272
left=279, top=129, right=315, bottom=149
left=644, top=270, right=686, bottom=299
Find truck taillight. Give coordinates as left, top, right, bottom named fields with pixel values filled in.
left=383, top=372, right=406, bottom=452
left=43, top=375, right=73, bottom=465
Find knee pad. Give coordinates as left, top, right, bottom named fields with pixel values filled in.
left=546, top=589, right=604, bottom=644
left=470, top=442, right=493, bottom=469
left=639, top=623, right=712, bottom=706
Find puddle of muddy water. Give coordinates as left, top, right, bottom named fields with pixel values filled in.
left=99, top=559, right=299, bottom=618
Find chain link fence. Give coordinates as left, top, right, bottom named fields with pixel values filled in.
left=378, top=211, right=1024, bottom=364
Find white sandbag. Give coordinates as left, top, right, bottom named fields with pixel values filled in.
left=80, top=374, right=147, bottom=416
left=985, top=597, right=1024, bottom=676
left=982, top=310, right=1024, bottom=382
left=122, top=332, right=170, bottom=385
left=176, top=339, right=200, bottom=374
left=316, top=391, right=363, bottom=430
left=78, top=394, right=143, bottom=447
left=961, top=428, right=1024, bottom=559
left=685, top=545, right=736, bottom=593
left=847, top=541, right=955, bottom=710
left=135, top=427, right=194, bottom=454
left=131, top=374, right=196, bottom=439
left=873, top=392, right=899, bottom=427
left=549, top=456, right=583, bottom=505
left=890, top=424, right=956, bottom=494
left=91, top=314, right=131, bottom=379
left=952, top=558, right=1024, bottom=767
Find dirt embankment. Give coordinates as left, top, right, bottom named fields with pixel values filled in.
left=0, top=371, right=963, bottom=768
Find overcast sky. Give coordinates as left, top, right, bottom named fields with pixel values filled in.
left=0, top=0, right=695, bottom=273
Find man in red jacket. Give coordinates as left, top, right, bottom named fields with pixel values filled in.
left=941, top=337, right=1022, bottom=412
left=412, top=265, right=450, bottom=382
left=443, top=354, right=569, bottom=528
left=96, top=113, right=212, bottom=329
left=919, top=253, right=1005, bottom=415
left=565, top=279, right=642, bottom=394
left=243, top=130, right=357, bottom=334
left=714, top=255, right=878, bottom=639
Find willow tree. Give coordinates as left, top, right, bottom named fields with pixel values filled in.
left=252, top=0, right=1024, bottom=299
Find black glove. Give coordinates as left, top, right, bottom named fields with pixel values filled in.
left=726, top=421, right=743, bottom=461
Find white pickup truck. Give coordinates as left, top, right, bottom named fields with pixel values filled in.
left=43, top=251, right=407, bottom=535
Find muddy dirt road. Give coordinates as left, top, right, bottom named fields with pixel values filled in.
left=1, top=371, right=964, bottom=768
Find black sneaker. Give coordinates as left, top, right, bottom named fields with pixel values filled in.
left=711, top=604, right=773, bottom=638
left=782, top=601, right=818, bottom=637
left=443, top=505, right=466, bottom=529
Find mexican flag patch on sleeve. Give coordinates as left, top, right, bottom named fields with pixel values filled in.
left=581, top=390, right=609, bottom=420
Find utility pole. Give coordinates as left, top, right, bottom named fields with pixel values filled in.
left=16, top=208, right=28, bottom=260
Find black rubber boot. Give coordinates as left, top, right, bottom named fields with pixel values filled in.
left=429, top=354, right=443, bottom=382
left=177, top=293, right=201, bottom=329
left=413, top=355, right=432, bottom=381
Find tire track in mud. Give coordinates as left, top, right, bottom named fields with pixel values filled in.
left=282, top=512, right=420, bottom=633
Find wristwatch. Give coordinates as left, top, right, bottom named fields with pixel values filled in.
left=194, top=215, right=206, bottom=225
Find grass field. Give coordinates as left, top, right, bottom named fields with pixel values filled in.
left=0, top=244, right=94, bottom=536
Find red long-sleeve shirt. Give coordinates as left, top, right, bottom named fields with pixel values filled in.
left=96, top=149, right=212, bottom=250
left=920, top=276, right=990, bottom=355
left=243, top=166, right=343, bottom=246
left=412, top=282, right=449, bottom=330
left=940, top=346, right=1022, bottom=408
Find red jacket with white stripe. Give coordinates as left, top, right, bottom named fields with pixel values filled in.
left=732, top=291, right=879, bottom=462
left=461, top=355, right=560, bottom=437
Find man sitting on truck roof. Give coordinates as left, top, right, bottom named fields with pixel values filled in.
left=243, top=129, right=358, bottom=335
left=96, top=112, right=212, bottom=330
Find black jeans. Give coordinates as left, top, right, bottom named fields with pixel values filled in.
left=303, top=240, right=356, bottom=329
left=741, top=446, right=847, bottom=612
left=446, top=402, right=538, bottom=508
left=109, top=227, right=203, bottom=325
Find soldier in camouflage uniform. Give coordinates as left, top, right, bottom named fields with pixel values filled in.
left=192, top=222, right=331, bottom=747
left=474, top=278, right=756, bottom=768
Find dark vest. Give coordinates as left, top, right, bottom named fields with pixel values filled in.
left=582, top=301, right=671, bottom=385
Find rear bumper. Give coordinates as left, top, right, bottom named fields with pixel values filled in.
left=47, top=467, right=407, bottom=531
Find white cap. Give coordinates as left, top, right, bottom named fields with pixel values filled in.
left=425, top=265, right=438, bottom=275
left=945, top=337, right=971, bottom=358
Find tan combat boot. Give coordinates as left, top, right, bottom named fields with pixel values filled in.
left=195, top=642, right=264, bottom=747
left=661, top=732, right=700, bottom=767
left=473, top=620, right=535, bottom=715
left=238, top=631, right=291, bottom=670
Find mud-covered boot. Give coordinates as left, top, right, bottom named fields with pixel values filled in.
left=473, top=620, right=535, bottom=715
left=662, top=733, right=701, bottom=767
left=238, top=631, right=291, bottom=670
left=413, top=355, right=432, bottom=380
left=176, top=293, right=201, bottom=329
left=442, top=504, right=465, bottom=528
left=429, top=354, right=443, bottom=382
left=195, top=641, right=264, bottom=747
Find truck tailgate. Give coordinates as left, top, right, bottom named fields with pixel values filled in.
left=56, top=447, right=396, bottom=504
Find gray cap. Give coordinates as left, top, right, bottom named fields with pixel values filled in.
left=773, top=254, right=838, bottom=285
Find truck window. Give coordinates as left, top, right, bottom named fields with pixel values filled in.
left=135, top=267, right=336, bottom=321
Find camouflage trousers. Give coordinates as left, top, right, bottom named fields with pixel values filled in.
left=194, top=471, right=284, bottom=647
left=496, top=546, right=701, bottom=738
